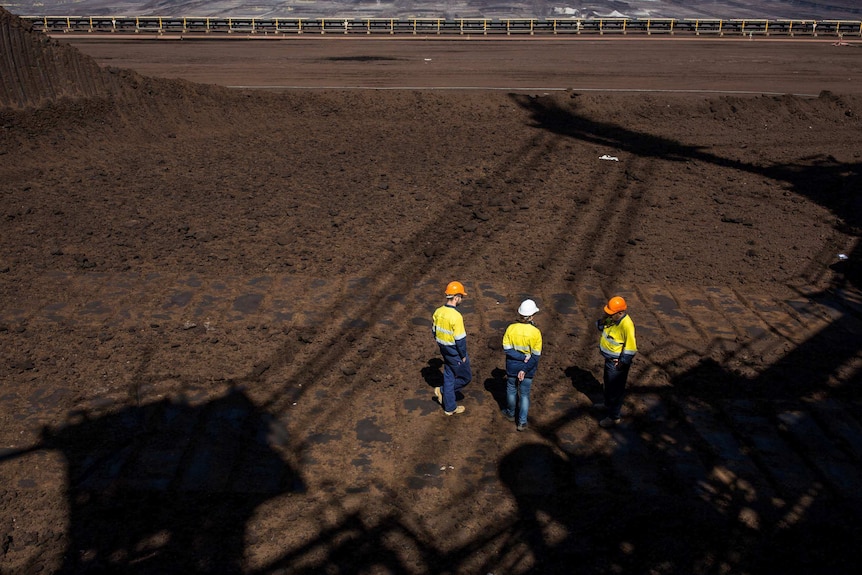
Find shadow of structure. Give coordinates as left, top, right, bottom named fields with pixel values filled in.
left=41, top=90, right=851, bottom=575
left=29, top=388, right=304, bottom=574
left=510, top=91, right=862, bottom=293
left=182, top=93, right=862, bottom=574
left=498, top=442, right=729, bottom=574
left=500, top=412, right=862, bottom=574
left=3, top=89, right=860, bottom=575
left=497, top=93, right=862, bottom=573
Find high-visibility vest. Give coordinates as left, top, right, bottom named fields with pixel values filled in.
left=599, top=314, right=637, bottom=361
left=433, top=304, right=467, bottom=358
left=503, top=321, right=542, bottom=377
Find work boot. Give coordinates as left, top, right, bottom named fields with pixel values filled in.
left=445, top=405, right=465, bottom=416
left=516, top=422, right=527, bottom=432
left=433, top=387, right=443, bottom=404
left=501, top=410, right=515, bottom=422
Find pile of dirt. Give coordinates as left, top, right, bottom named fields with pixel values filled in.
left=0, top=9, right=117, bottom=107
left=2, top=6, right=861, bottom=575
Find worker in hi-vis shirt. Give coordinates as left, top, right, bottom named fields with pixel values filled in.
left=431, top=281, right=472, bottom=415
left=596, top=296, right=637, bottom=428
left=501, top=299, right=542, bottom=432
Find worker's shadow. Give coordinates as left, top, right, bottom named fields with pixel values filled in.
left=564, top=365, right=602, bottom=404
left=420, top=358, right=444, bottom=389
left=483, top=367, right=509, bottom=410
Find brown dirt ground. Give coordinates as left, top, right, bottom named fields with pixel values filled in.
left=2, top=9, right=862, bottom=575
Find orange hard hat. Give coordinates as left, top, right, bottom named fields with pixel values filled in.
left=445, top=281, right=467, bottom=297
left=604, top=296, right=627, bottom=315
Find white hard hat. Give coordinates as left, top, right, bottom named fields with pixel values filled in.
left=518, top=299, right=540, bottom=317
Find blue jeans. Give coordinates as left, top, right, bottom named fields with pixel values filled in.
left=442, top=356, right=472, bottom=412
left=504, top=375, right=533, bottom=426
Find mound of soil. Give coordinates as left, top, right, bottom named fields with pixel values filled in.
left=2, top=7, right=862, bottom=574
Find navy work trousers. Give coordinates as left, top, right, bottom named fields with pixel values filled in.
left=603, top=358, right=631, bottom=419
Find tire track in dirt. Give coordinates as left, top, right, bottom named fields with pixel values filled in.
left=473, top=125, right=662, bottom=451
left=492, top=94, right=661, bottom=364
left=338, top=106, right=676, bottom=520
left=219, top=120, right=592, bottom=500
left=237, top=107, right=658, bottom=518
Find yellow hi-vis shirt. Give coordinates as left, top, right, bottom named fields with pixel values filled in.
left=433, top=304, right=467, bottom=359
left=502, top=323, right=542, bottom=357
left=599, top=314, right=637, bottom=362
left=502, top=321, right=542, bottom=377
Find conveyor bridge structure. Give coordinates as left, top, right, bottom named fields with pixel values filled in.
left=22, top=15, right=862, bottom=38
